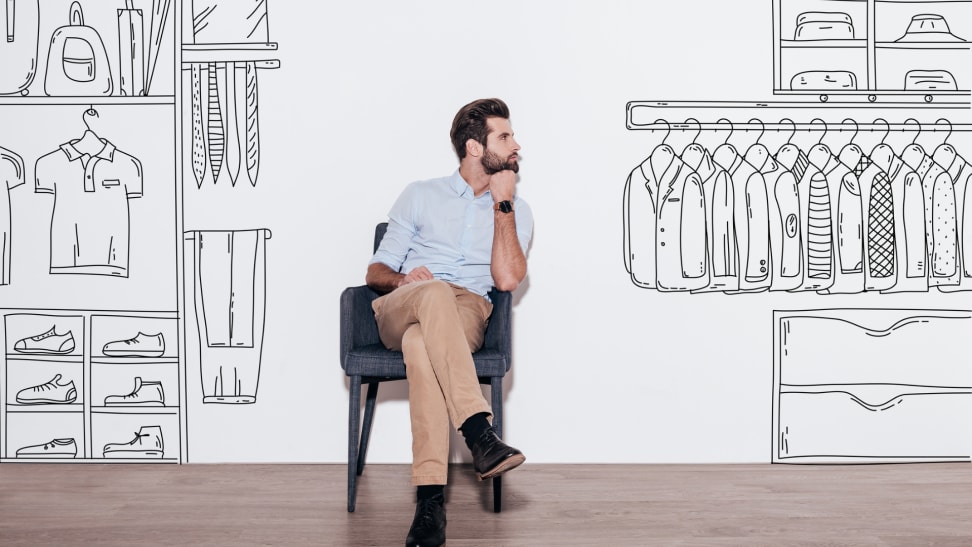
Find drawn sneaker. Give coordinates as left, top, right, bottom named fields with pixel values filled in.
left=102, top=332, right=165, bottom=357
left=16, top=438, right=78, bottom=458
left=14, top=327, right=75, bottom=354
left=103, top=425, right=164, bottom=458
left=104, top=377, right=165, bottom=406
left=16, top=374, right=78, bottom=404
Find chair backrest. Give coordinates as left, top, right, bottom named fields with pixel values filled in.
left=374, top=222, right=388, bottom=253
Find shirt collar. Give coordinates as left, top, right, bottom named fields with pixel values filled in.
left=60, top=139, right=116, bottom=161
left=450, top=169, right=478, bottom=200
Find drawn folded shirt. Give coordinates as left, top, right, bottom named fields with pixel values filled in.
left=34, top=139, right=143, bottom=277
left=791, top=71, right=858, bottom=91
left=794, top=11, right=855, bottom=40
left=904, top=70, right=958, bottom=91
left=895, top=14, right=965, bottom=43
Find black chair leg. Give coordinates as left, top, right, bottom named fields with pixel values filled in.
left=357, top=381, right=380, bottom=476
left=348, top=376, right=362, bottom=512
left=490, top=376, right=504, bottom=513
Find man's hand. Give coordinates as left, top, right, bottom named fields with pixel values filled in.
left=400, top=265, right=434, bottom=287
left=489, top=170, right=516, bottom=203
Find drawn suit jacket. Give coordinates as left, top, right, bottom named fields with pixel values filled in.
left=933, top=144, right=972, bottom=292
left=871, top=145, right=927, bottom=294
left=623, top=144, right=707, bottom=290
left=713, top=144, right=770, bottom=293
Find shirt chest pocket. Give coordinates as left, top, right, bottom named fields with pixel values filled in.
left=101, top=179, right=120, bottom=188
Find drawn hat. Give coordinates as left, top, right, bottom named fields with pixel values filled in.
left=895, top=14, right=965, bottom=42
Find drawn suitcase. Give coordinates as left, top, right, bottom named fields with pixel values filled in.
left=0, top=0, right=40, bottom=95
left=44, top=1, right=113, bottom=96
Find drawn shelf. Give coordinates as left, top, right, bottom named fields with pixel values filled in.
left=773, top=0, right=972, bottom=103
left=1, top=310, right=182, bottom=463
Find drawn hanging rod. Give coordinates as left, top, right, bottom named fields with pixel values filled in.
left=634, top=119, right=972, bottom=133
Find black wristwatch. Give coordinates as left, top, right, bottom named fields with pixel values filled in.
left=494, top=200, right=514, bottom=214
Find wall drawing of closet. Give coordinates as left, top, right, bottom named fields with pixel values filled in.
left=623, top=119, right=972, bottom=295
left=773, top=309, right=972, bottom=463
left=0, top=0, right=184, bottom=463
left=773, top=0, right=972, bottom=103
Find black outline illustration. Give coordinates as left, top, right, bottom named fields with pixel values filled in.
left=774, top=0, right=972, bottom=104
left=772, top=308, right=972, bottom=463
left=624, top=119, right=972, bottom=294
left=185, top=228, right=270, bottom=404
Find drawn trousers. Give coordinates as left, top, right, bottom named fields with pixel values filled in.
left=372, top=280, right=493, bottom=485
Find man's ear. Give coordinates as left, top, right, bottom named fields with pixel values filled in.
left=466, top=139, right=483, bottom=158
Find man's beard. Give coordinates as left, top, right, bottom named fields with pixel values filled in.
left=482, top=149, right=519, bottom=175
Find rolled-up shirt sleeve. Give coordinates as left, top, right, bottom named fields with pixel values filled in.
left=370, top=183, right=417, bottom=272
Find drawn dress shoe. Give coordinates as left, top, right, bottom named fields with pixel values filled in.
left=16, top=374, right=77, bottom=404
left=16, top=438, right=78, bottom=458
left=104, top=377, right=165, bottom=406
left=102, top=332, right=165, bottom=357
left=470, top=428, right=526, bottom=480
left=405, top=492, right=446, bottom=547
left=14, top=327, right=75, bottom=354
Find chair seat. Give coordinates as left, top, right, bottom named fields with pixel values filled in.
left=345, top=344, right=509, bottom=378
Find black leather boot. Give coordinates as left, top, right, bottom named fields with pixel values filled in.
left=405, top=492, right=446, bottom=547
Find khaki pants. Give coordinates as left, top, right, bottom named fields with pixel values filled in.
left=372, top=280, right=493, bottom=485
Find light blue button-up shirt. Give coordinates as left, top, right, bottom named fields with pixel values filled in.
left=370, top=170, right=533, bottom=298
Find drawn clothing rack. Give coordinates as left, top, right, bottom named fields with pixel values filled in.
left=623, top=119, right=972, bottom=294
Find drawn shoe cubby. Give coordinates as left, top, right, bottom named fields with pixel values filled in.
left=2, top=311, right=180, bottom=462
left=774, top=0, right=972, bottom=102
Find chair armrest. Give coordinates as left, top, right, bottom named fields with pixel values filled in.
left=481, top=289, right=512, bottom=365
left=340, top=285, right=383, bottom=370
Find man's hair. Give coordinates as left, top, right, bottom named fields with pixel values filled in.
left=450, top=98, right=511, bottom=160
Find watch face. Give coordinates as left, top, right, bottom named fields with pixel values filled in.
left=499, top=200, right=513, bottom=213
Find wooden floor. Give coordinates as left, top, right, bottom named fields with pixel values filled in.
left=1, top=463, right=971, bottom=546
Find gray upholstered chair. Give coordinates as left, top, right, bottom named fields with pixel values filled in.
left=340, top=223, right=513, bottom=513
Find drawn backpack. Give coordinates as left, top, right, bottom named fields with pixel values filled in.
left=0, top=0, right=40, bottom=95
left=44, top=1, right=113, bottom=96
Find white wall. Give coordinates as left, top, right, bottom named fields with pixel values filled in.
left=176, top=0, right=972, bottom=463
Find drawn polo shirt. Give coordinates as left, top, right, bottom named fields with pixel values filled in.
left=2, top=146, right=26, bottom=285
left=35, top=140, right=143, bottom=276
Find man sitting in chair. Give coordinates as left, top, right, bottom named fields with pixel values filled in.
left=366, top=98, right=533, bottom=547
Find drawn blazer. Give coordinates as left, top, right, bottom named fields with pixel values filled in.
left=623, top=144, right=707, bottom=290
left=902, top=145, right=960, bottom=288
left=857, top=158, right=897, bottom=292
left=933, top=144, right=972, bottom=293
left=778, top=144, right=834, bottom=292
left=713, top=144, right=770, bottom=293
left=871, top=144, right=927, bottom=294
left=811, top=144, right=864, bottom=294
left=747, top=143, right=802, bottom=291
left=683, top=143, right=736, bottom=293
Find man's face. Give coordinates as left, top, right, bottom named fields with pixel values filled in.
left=481, top=117, right=520, bottom=175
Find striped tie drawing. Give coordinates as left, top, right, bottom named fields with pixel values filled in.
left=867, top=171, right=895, bottom=278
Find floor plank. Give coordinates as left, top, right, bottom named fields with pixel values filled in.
left=1, top=463, right=971, bottom=545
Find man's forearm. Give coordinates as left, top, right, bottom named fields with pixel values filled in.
left=366, top=262, right=404, bottom=294
left=490, top=211, right=527, bottom=291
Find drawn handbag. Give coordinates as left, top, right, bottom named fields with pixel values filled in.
left=0, top=0, right=40, bottom=95
left=790, top=70, right=858, bottom=90
left=794, top=12, right=854, bottom=40
left=44, top=1, right=113, bottom=96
